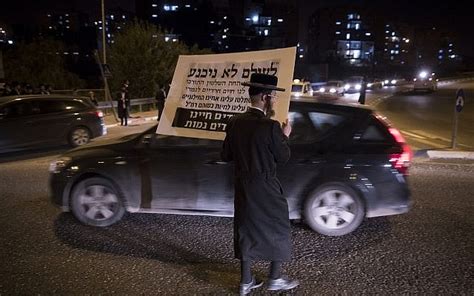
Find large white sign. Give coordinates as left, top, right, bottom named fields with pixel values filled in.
left=157, top=47, right=296, bottom=140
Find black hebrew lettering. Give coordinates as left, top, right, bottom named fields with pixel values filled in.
left=221, top=63, right=238, bottom=78
left=172, top=108, right=239, bottom=132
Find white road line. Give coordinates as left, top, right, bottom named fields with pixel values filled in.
left=401, top=130, right=427, bottom=139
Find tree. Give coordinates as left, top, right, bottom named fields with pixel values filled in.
left=107, top=20, right=211, bottom=99
left=3, top=38, right=84, bottom=89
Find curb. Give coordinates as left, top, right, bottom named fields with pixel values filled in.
left=105, top=115, right=158, bottom=128
left=426, top=150, right=474, bottom=160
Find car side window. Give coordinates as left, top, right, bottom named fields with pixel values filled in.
left=288, top=111, right=317, bottom=144
left=307, top=111, right=347, bottom=137
left=0, top=101, right=36, bottom=119
left=358, top=117, right=391, bottom=142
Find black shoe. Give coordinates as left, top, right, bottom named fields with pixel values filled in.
left=267, top=277, right=299, bottom=291
left=239, top=276, right=263, bottom=295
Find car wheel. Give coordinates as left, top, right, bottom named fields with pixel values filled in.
left=304, top=184, right=365, bottom=236
left=69, top=126, right=91, bottom=147
left=70, top=177, right=125, bottom=227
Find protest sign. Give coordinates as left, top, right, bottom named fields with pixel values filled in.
left=157, top=47, right=296, bottom=140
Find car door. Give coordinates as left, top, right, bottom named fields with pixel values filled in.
left=278, top=105, right=354, bottom=217
left=148, top=135, right=234, bottom=216
left=26, top=99, right=76, bottom=146
left=0, top=100, right=37, bottom=150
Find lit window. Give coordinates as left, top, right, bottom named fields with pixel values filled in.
left=438, top=55, right=443, bottom=60
left=171, top=5, right=178, bottom=11
left=245, top=17, right=251, bottom=21
left=439, top=49, right=443, bottom=53
left=172, top=38, right=178, bottom=42
left=346, top=33, right=350, bottom=39
left=336, top=21, right=341, bottom=25
left=299, top=54, right=304, bottom=58
left=222, top=35, right=227, bottom=39
left=152, top=4, right=158, bottom=7
left=264, top=29, right=269, bottom=36
left=450, top=54, right=456, bottom=58
left=185, top=4, right=191, bottom=8
left=252, top=15, right=259, bottom=23
left=152, top=14, right=158, bottom=18
left=165, top=37, right=170, bottom=41
left=122, top=15, right=126, bottom=19
left=365, top=32, right=371, bottom=36
left=210, top=20, right=215, bottom=24
left=336, top=31, right=341, bottom=35
left=392, top=32, right=395, bottom=36
left=385, top=30, right=389, bottom=34
left=110, top=15, right=114, bottom=20
left=267, top=19, right=271, bottom=25
left=449, top=43, right=453, bottom=47
left=277, top=18, right=283, bottom=22
left=164, top=5, right=170, bottom=11
left=224, top=16, right=227, bottom=20
left=355, top=23, right=360, bottom=30
left=8, top=40, right=13, bottom=44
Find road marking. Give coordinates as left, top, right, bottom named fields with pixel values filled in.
left=401, top=130, right=427, bottom=139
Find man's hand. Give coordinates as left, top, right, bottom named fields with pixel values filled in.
left=281, top=118, right=292, bottom=137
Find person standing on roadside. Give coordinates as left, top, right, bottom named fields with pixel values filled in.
left=117, top=87, right=130, bottom=126
left=155, top=84, right=167, bottom=121
left=221, top=73, right=299, bottom=295
left=358, top=76, right=367, bottom=105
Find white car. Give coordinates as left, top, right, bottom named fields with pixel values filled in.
left=317, top=80, right=345, bottom=97
left=413, top=71, right=437, bottom=92
left=291, top=79, right=313, bottom=97
left=344, top=76, right=364, bottom=93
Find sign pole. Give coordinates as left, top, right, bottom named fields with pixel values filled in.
left=451, top=108, right=458, bottom=149
left=451, top=89, right=464, bottom=149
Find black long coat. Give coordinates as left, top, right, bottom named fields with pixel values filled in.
left=222, top=108, right=291, bottom=261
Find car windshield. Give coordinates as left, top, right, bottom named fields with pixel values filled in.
left=291, top=85, right=303, bottom=92
left=326, top=82, right=339, bottom=87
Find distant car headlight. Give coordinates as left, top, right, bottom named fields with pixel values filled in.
left=319, top=87, right=325, bottom=92
left=384, top=80, right=389, bottom=84
left=49, top=157, right=72, bottom=173
left=344, top=84, right=350, bottom=90
left=391, top=79, right=397, bottom=85
left=329, top=88, right=336, bottom=93
left=355, top=84, right=362, bottom=90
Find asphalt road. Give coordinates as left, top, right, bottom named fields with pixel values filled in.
left=0, top=132, right=472, bottom=295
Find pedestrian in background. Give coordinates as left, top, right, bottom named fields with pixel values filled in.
left=89, top=91, right=98, bottom=106
left=358, top=76, right=367, bottom=105
left=221, top=73, right=299, bottom=295
left=117, top=87, right=129, bottom=126
left=155, top=84, right=167, bottom=121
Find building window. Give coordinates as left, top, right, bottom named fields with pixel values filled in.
left=346, top=33, right=350, bottom=40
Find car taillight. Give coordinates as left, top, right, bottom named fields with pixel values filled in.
left=388, top=127, right=412, bottom=176
left=95, top=110, right=104, bottom=118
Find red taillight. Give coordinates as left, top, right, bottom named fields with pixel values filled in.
left=388, top=127, right=412, bottom=175
left=95, top=110, right=104, bottom=118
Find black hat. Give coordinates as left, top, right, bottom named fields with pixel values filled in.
left=241, top=73, right=285, bottom=92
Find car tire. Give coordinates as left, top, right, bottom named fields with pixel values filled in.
left=304, top=183, right=365, bottom=236
left=70, top=177, right=125, bottom=227
left=69, top=126, right=91, bottom=147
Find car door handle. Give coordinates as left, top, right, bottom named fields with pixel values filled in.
left=206, top=160, right=229, bottom=165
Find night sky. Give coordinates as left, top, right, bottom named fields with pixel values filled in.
left=1, top=0, right=472, bottom=57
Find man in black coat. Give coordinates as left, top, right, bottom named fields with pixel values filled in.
left=222, top=73, right=299, bottom=295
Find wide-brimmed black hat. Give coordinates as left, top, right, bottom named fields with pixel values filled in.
left=241, top=73, right=285, bottom=92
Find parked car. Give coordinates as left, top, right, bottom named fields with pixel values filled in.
left=383, top=77, right=406, bottom=86
left=413, top=71, right=437, bottom=92
left=49, top=99, right=412, bottom=236
left=0, top=95, right=106, bottom=153
left=344, top=76, right=364, bottom=93
left=317, top=80, right=345, bottom=97
left=291, top=79, right=313, bottom=97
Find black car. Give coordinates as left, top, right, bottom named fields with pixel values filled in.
left=0, top=95, right=106, bottom=153
left=49, top=100, right=412, bottom=236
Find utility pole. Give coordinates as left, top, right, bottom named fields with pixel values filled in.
left=99, top=0, right=117, bottom=121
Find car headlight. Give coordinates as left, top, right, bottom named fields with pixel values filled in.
left=355, top=84, right=362, bottom=90
left=49, top=157, right=72, bottom=173
left=319, top=87, right=325, bottom=92
left=344, top=84, right=350, bottom=90
left=391, top=79, right=397, bottom=85
left=329, top=88, right=336, bottom=93
left=384, top=80, right=389, bottom=84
